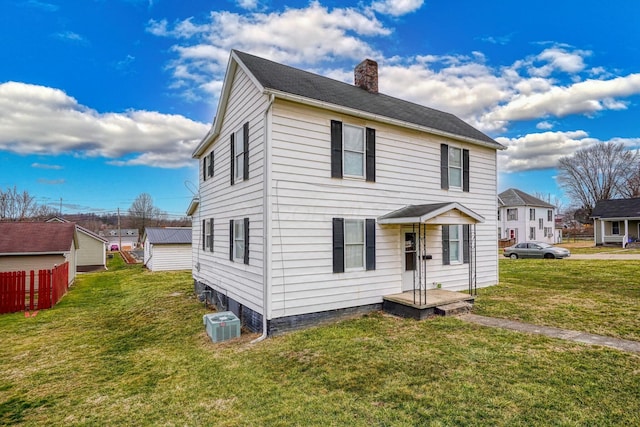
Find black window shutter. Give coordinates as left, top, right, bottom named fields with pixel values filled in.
left=243, top=217, right=249, bottom=264
left=366, top=128, right=376, bottom=182
left=463, top=224, right=470, bottom=264
left=330, top=120, right=343, bottom=178
left=230, top=133, right=235, bottom=186
left=442, top=225, right=450, bottom=265
left=203, top=157, right=207, bottom=181
left=243, top=122, right=249, bottom=181
left=229, top=219, right=234, bottom=261
left=202, top=219, right=206, bottom=251
left=365, top=218, right=376, bottom=270
left=463, top=149, right=470, bottom=192
left=209, top=218, right=214, bottom=252
left=332, top=218, right=344, bottom=273
left=209, top=151, right=214, bottom=177
left=440, top=144, right=449, bottom=190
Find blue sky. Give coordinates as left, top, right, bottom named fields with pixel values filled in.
left=2, top=0, right=640, bottom=217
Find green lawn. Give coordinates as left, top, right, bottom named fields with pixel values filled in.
left=475, top=259, right=640, bottom=341
left=1, top=255, right=639, bottom=426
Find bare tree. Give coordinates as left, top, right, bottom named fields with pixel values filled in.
left=533, top=192, right=565, bottom=214
left=618, top=161, right=640, bottom=199
left=128, top=193, right=166, bottom=234
left=0, top=186, right=39, bottom=220
left=557, top=142, right=637, bottom=214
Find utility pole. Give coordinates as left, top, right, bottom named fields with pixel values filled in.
left=59, top=198, right=62, bottom=216
left=118, top=207, right=122, bottom=251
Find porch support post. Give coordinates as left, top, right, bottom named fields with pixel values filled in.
left=600, top=220, right=605, bottom=245
left=624, top=219, right=629, bottom=248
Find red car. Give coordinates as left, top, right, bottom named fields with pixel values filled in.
left=110, top=244, right=119, bottom=251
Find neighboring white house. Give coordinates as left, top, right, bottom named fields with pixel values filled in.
left=190, top=50, right=505, bottom=335
left=47, top=217, right=108, bottom=272
left=498, top=188, right=558, bottom=244
left=143, top=227, right=192, bottom=271
left=100, top=229, right=139, bottom=250
left=591, top=197, right=640, bottom=247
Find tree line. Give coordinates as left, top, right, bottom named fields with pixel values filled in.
left=0, top=189, right=189, bottom=235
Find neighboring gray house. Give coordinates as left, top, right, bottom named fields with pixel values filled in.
left=191, top=50, right=504, bottom=335
left=498, top=188, right=558, bottom=244
left=142, top=227, right=192, bottom=271
left=47, top=217, right=108, bottom=272
left=100, top=229, right=139, bottom=250
left=591, top=197, right=640, bottom=247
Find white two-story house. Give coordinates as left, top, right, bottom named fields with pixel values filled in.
left=498, top=188, right=557, bottom=244
left=189, top=50, right=505, bottom=335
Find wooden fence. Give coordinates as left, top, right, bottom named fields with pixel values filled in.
left=0, top=262, right=69, bottom=314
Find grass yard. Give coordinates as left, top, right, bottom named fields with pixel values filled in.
left=475, top=259, right=640, bottom=341
left=1, top=255, right=639, bottom=426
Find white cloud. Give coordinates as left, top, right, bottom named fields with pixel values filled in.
left=496, top=131, right=640, bottom=173
left=144, top=3, right=640, bottom=175
left=146, top=1, right=390, bottom=100
left=53, top=31, right=87, bottom=44
left=0, top=82, right=209, bottom=168
left=32, top=163, right=63, bottom=170
left=370, top=0, right=424, bottom=16
left=237, top=0, right=259, bottom=10
left=536, top=121, right=554, bottom=130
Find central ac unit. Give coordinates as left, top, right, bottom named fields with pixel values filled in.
left=203, top=311, right=241, bottom=343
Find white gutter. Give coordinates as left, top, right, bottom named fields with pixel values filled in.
left=263, top=89, right=506, bottom=151
left=252, top=93, right=275, bottom=344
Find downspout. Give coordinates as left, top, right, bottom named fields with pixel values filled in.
left=252, top=93, right=275, bottom=344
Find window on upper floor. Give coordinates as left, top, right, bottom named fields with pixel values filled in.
left=530, top=209, right=535, bottom=220
left=507, top=208, right=517, bottom=221
left=440, top=144, right=469, bottom=192
left=203, top=150, right=214, bottom=181
left=547, top=210, right=553, bottom=222
left=230, top=122, right=249, bottom=185
left=330, top=120, right=375, bottom=181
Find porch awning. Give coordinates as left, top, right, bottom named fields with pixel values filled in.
left=378, top=202, right=485, bottom=225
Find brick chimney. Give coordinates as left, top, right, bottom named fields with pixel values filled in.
left=354, top=59, right=378, bottom=94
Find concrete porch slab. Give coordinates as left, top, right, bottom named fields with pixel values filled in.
left=383, top=289, right=475, bottom=320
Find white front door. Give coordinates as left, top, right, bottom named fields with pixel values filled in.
left=402, top=229, right=418, bottom=291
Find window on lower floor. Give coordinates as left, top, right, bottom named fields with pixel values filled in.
left=230, top=218, right=249, bottom=264
left=344, top=219, right=365, bottom=269
left=529, top=227, right=536, bottom=239
left=442, top=224, right=470, bottom=265
left=612, top=221, right=620, bottom=235
left=332, top=218, right=375, bottom=273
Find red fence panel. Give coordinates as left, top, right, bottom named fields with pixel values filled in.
left=0, top=271, right=26, bottom=314
left=0, top=262, right=69, bottom=314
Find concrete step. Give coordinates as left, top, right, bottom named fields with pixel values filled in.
left=435, top=301, right=472, bottom=316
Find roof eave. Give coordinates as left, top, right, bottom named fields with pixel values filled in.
left=265, top=89, right=505, bottom=150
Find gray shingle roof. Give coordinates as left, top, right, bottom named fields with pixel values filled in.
left=498, top=188, right=554, bottom=208
left=591, top=198, right=640, bottom=219
left=144, top=227, right=192, bottom=245
left=234, top=50, right=503, bottom=149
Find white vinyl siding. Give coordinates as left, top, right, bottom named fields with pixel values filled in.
left=192, top=64, right=267, bottom=314
left=76, top=230, right=106, bottom=268
left=146, top=244, right=192, bottom=272
left=268, top=100, right=498, bottom=318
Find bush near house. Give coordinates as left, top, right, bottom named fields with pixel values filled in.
left=0, top=256, right=638, bottom=426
